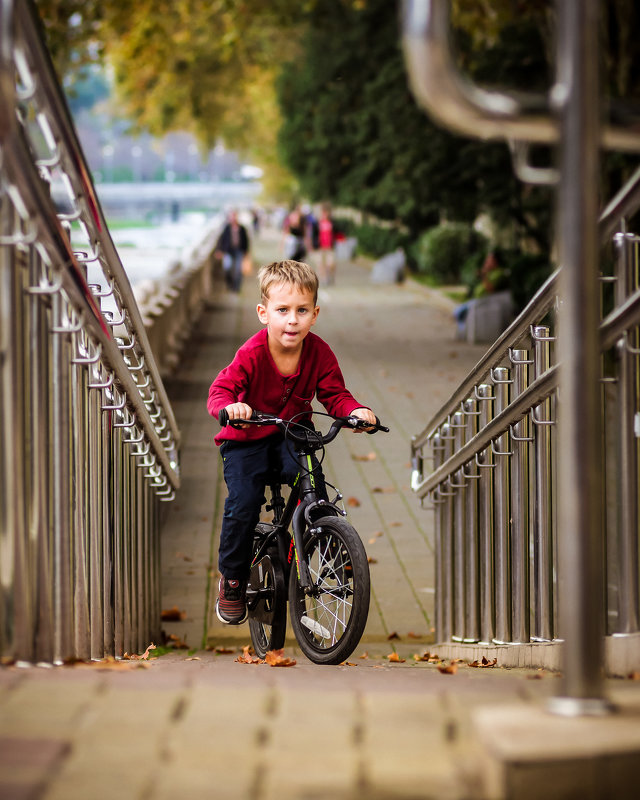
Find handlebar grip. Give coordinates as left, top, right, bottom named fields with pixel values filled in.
left=218, top=408, right=230, bottom=427
left=366, top=415, right=390, bottom=434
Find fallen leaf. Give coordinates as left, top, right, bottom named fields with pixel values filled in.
left=368, top=531, right=384, bottom=544
left=437, top=662, right=458, bottom=675
left=372, top=664, right=386, bottom=669
left=390, top=521, right=403, bottom=527
left=209, top=646, right=236, bottom=654
left=413, top=652, right=430, bottom=662
left=236, top=645, right=264, bottom=665
left=387, top=631, right=401, bottom=640
left=628, top=671, right=640, bottom=681
left=359, top=651, right=370, bottom=659
left=125, top=643, right=156, bottom=661
left=347, top=497, right=361, bottom=507
left=175, top=552, right=193, bottom=562
left=469, top=656, right=498, bottom=668
left=407, top=632, right=422, bottom=639
left=352, top=452, right=377, bottom=462
left=387, top=652, right=406, bottom=663
left=525, top=673, right=544, bottom=680
left=340, top=661, right=358, bottom=667
left=371, top=486, right=395, bottom=494
left=367, top=557, right=378, bottom=564
left=185, top=657, right=201, bottom=661
left=69, top=656, right=149, bottom=671
left=265, top=649, right=297, bottom=667
left=166, top=633, right=188, bottom=649
left=161, top=606, right=186, bottom=621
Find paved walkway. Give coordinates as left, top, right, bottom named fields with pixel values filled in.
left=2, top=228, right=640, bottom=800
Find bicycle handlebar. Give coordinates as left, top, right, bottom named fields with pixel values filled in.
left=217, top=408, right=389, bottom=446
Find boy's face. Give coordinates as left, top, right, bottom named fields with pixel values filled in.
left=257, top=282, right=319, bottom=355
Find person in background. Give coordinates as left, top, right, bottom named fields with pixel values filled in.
left=282, top=205, right=309, bottom=261
left=316, top=203, right=336, bottom=285
left=215, top=209, right=250, bottom=293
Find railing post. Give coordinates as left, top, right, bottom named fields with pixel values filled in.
left=430, top=432, right=446, bottom=641
left=451, top=410, right=467, bottom=641
left=492, top=366, right=512, bottom=644
left=532, top=326, right=555, bottom=641
left=462, top=398, right=480, bottom=642
left=550, top=0, right=610, bottom=714
left=509, top=349, right=533, bottom=644
left=613, top=233, right=640, bottom=634
left=440, top=422, right=455, bottom=641
left=476, top=384, right=495, bottom=643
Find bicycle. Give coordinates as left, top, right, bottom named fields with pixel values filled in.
left=217, top=408, right=389, bottom=665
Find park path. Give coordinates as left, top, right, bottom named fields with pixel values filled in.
left=159, top=226, right=487, bottom=651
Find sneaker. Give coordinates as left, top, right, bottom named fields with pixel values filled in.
left=215, top=576, right=247, bottom=624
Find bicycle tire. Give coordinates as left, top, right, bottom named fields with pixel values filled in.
left=248, top=539, right=287, bottom=658
left=288, top=516, right=370, bottom=665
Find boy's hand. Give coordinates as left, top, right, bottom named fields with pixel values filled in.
left=350, top=407, right=377, bottom=433
left=224, top=402, right=253, bottom=428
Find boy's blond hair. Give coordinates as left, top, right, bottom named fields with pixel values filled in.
left=258, top=260, right=319, bottom=305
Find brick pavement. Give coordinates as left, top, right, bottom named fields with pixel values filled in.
left=2, top=227, right=640, bottom=800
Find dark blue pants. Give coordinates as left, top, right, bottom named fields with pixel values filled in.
left=218, top=434, right=327, bottom=579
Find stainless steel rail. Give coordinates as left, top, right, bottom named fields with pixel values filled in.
left=402, top=0, right=640, bottom=152
left=405, top=0, right=640, bottom=713
left=0, top=0, right=181, bottom=663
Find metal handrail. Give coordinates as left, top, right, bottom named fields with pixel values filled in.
left=411, top=164, right=640, bottom=455
left=402, top=0, right=640, bottom=152
left=0, top=0, right=187, bottom=664
left=7, top=0, right=180, bottom=487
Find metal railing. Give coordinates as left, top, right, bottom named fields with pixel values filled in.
left=0, top=0, right=180, bottom=663
left=404, top=0, right=640, bottom=713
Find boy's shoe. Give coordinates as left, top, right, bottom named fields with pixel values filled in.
left=215, top=577, right=247, bottom=624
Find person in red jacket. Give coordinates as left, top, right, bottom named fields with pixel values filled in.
left=207, top=259, right=377, bottom=624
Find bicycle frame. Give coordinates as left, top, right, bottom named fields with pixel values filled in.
left=250, top=445, right=345, bottom=596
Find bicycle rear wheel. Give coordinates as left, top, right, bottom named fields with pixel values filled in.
left=289, top=516, right=370, bottom=665
left=248, top=536, right=287, bottom=658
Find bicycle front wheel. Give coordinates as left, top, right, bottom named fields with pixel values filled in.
left=289, top=516, right=370, bottom=665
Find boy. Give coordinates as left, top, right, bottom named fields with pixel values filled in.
left=207, top=259, right=377, bottom=624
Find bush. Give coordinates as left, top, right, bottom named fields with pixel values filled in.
left=352, top=223, right=409, bottom=259
left=412, top=223, right=488, bottom=284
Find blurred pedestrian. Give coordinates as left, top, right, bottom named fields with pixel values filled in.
left=282, top=205, right=308, bottom=261
left=316, top=204, right=336, bottom=284
left=215, top=209, right=250, bottom=293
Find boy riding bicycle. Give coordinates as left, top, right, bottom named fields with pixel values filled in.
left=207, top=259, right=377, bottom=624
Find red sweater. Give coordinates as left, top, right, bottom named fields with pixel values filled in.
left=207, top=329, right=363, bottom=445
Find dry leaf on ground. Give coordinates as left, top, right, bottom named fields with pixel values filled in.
left=372, top=486, right=396, bottom=494
left=265, top=649, right=297, bottom=667
left=469, top=656, right=497, bottom=668
left=359, top=652, right=370, bottom=659
left=70, top=657, right=149, bottom=671
left=166, top=633, right=188, bottom=649
left=387, top=652, right=406, bottom=663
left=207, top=645, right=236, bottom=654
left=368, top=531, right=384, bottom=544
left=352, top=452, right=377, bottom=462
left=347, top=497, right=361, bottom=507
left=367, top=556, right=378, bottom=564
left=236, top=645, right=264, bottom=665
left=387, top=631, right=401, bottom=640
left=161, top=606, right=186, bottom=621
left=124, top=643, right=156, bottom=661
left=437, top=662, right=458, bottom=675
left=340, top=662, right=358, bottom=667
left=185, top=657, right=201, bottom=661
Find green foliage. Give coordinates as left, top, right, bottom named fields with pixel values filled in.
left=353, top=224, right=409, bottom=260
left=413, top=223, right=489, bottom=285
